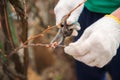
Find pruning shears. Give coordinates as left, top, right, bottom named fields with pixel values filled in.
left=50, top=15, right=73, bottom=46
left=50, top=0, right=86, bottom=47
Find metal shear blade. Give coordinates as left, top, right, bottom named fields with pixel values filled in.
left=50, top=19, right=73, bottom=46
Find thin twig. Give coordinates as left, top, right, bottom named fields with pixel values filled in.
left=9, top=43, right=66, bottom=57
left=23, top=25, right=57, bottom=45
left=68, top=0, right=86, bottom=16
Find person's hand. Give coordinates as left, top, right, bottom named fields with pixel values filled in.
left=54, top=0, right=84, bottom=36
left=64, top=15, right=120, bottom=68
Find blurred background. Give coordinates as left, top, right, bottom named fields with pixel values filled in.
left=0, top=0, right=111, bottom=80
left=0, top=0, right=77, bottom=80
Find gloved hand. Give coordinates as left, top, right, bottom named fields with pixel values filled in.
left=54, top=0, right=84, bottom=36
left=64, top=15, right=120, bottom=68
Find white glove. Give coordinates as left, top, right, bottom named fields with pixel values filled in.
left=54, top=0, right=84, bottom=36
left=64, top=15, right=120, bottom=68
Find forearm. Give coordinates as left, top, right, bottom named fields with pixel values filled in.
left=111, top=8, right=120, bottom=22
